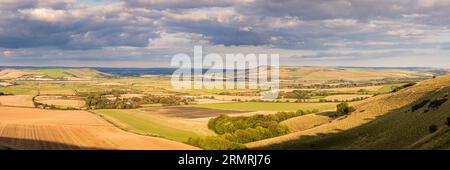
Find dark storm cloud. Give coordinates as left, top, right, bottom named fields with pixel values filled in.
left=2, top=0, right=450, bottom=49
left=0, top=1, right=159, bottom=50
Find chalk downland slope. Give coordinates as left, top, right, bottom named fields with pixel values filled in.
left=0, top=68, right=114, bottom=80
left=0, top=69, right=39, bottom=80
left=0, top=106, right=197, bottom=150
left=248, top=74, right=450, bottom=149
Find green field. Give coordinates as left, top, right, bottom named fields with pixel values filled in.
left=375, top=83, right=406, bottom=94
left=93, top=109, right=207, bottom=142
left=25, top=68, right=106, bottom=79
left=0, top=85, right=36, bottom=95
left=192, top=102, right=339, bottom=112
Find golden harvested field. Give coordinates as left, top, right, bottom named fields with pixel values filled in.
left=0, top=69, right=38, bottom=80
left=0, top=82, right=13, bottom=87
left=38, top=99, right=85, bottom=108
left=0, top=106, right=197, bottom=150
left=0, top=95, right=34, bottom=107
left=247, top=75, right=450, bottom=149
left=35, top=95, right=85, bottom=108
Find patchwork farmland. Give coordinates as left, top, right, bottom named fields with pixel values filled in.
left=0, top=67, right=448, bottom=150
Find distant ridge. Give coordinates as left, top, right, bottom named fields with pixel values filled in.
left=1, top=66, right=448, bottom=77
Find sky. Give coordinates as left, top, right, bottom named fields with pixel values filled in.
left=0, top=0, right=450, bottom=68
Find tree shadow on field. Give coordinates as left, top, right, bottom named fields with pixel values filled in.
left=0, top=137, right=106, bottom=150
left=316, top=111, right=336, bottom=118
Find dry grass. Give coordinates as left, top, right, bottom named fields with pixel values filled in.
left=0, top=69, right=39, bottom=80
left=281, top=114, right=332, bottom=132
left=247, top=75, right=450, bottom=149
left=0, top=106, right=197, bottom=150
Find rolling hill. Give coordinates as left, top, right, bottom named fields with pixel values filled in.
left=248, top=74, right=450, bottom=149
left=280, top=67, right=436, bottom=81
left=0, top=68, right=113, bottom=80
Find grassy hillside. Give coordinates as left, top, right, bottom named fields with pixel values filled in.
left=248, top=74, right=450, bottom=149
left=280, top=67, right=434, bottom=81
left=27, top=68, right=111, bottom=79
left=0, top=68, right=112, bottom=80
left=415, top=128, right=450, bottom=149
left=93, top=109, right=212, bottom=142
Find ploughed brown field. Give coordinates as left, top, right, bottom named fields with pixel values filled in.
left=0, top=106, right=197, bottom=150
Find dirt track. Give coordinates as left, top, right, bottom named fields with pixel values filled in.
left=0, top=106, right=197, bottom=150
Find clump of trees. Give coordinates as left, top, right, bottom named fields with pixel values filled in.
left=188, top=109, right=318, bottom=149
left=76, top=89, right=130, bottom=97
left=85, top=96, right=138, bottom=109
left=319, top=96, right=370, bottom=103
left=0, top=92, right=11, bottom=96
left=208, top=110, right=317, bottom=135
left=187, top=136, right=245, bottom=150
left=335, top=102, right=356, bottom=117
left=281, top=90, right=312, bottom=99
left=85, top=93, right=191, bottom=109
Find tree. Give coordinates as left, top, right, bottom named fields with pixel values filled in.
left=336, top=102, right=356, bottom=116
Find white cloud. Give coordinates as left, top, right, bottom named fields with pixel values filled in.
left=19, top=8, right=69, bottom=22
left=386, top=29, right=425, bottom=37
left=148, top=32, right=209, bottom=48
left=2, top=50, right=14, bottom=57
left=322, top=19, right=358, bottom=27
